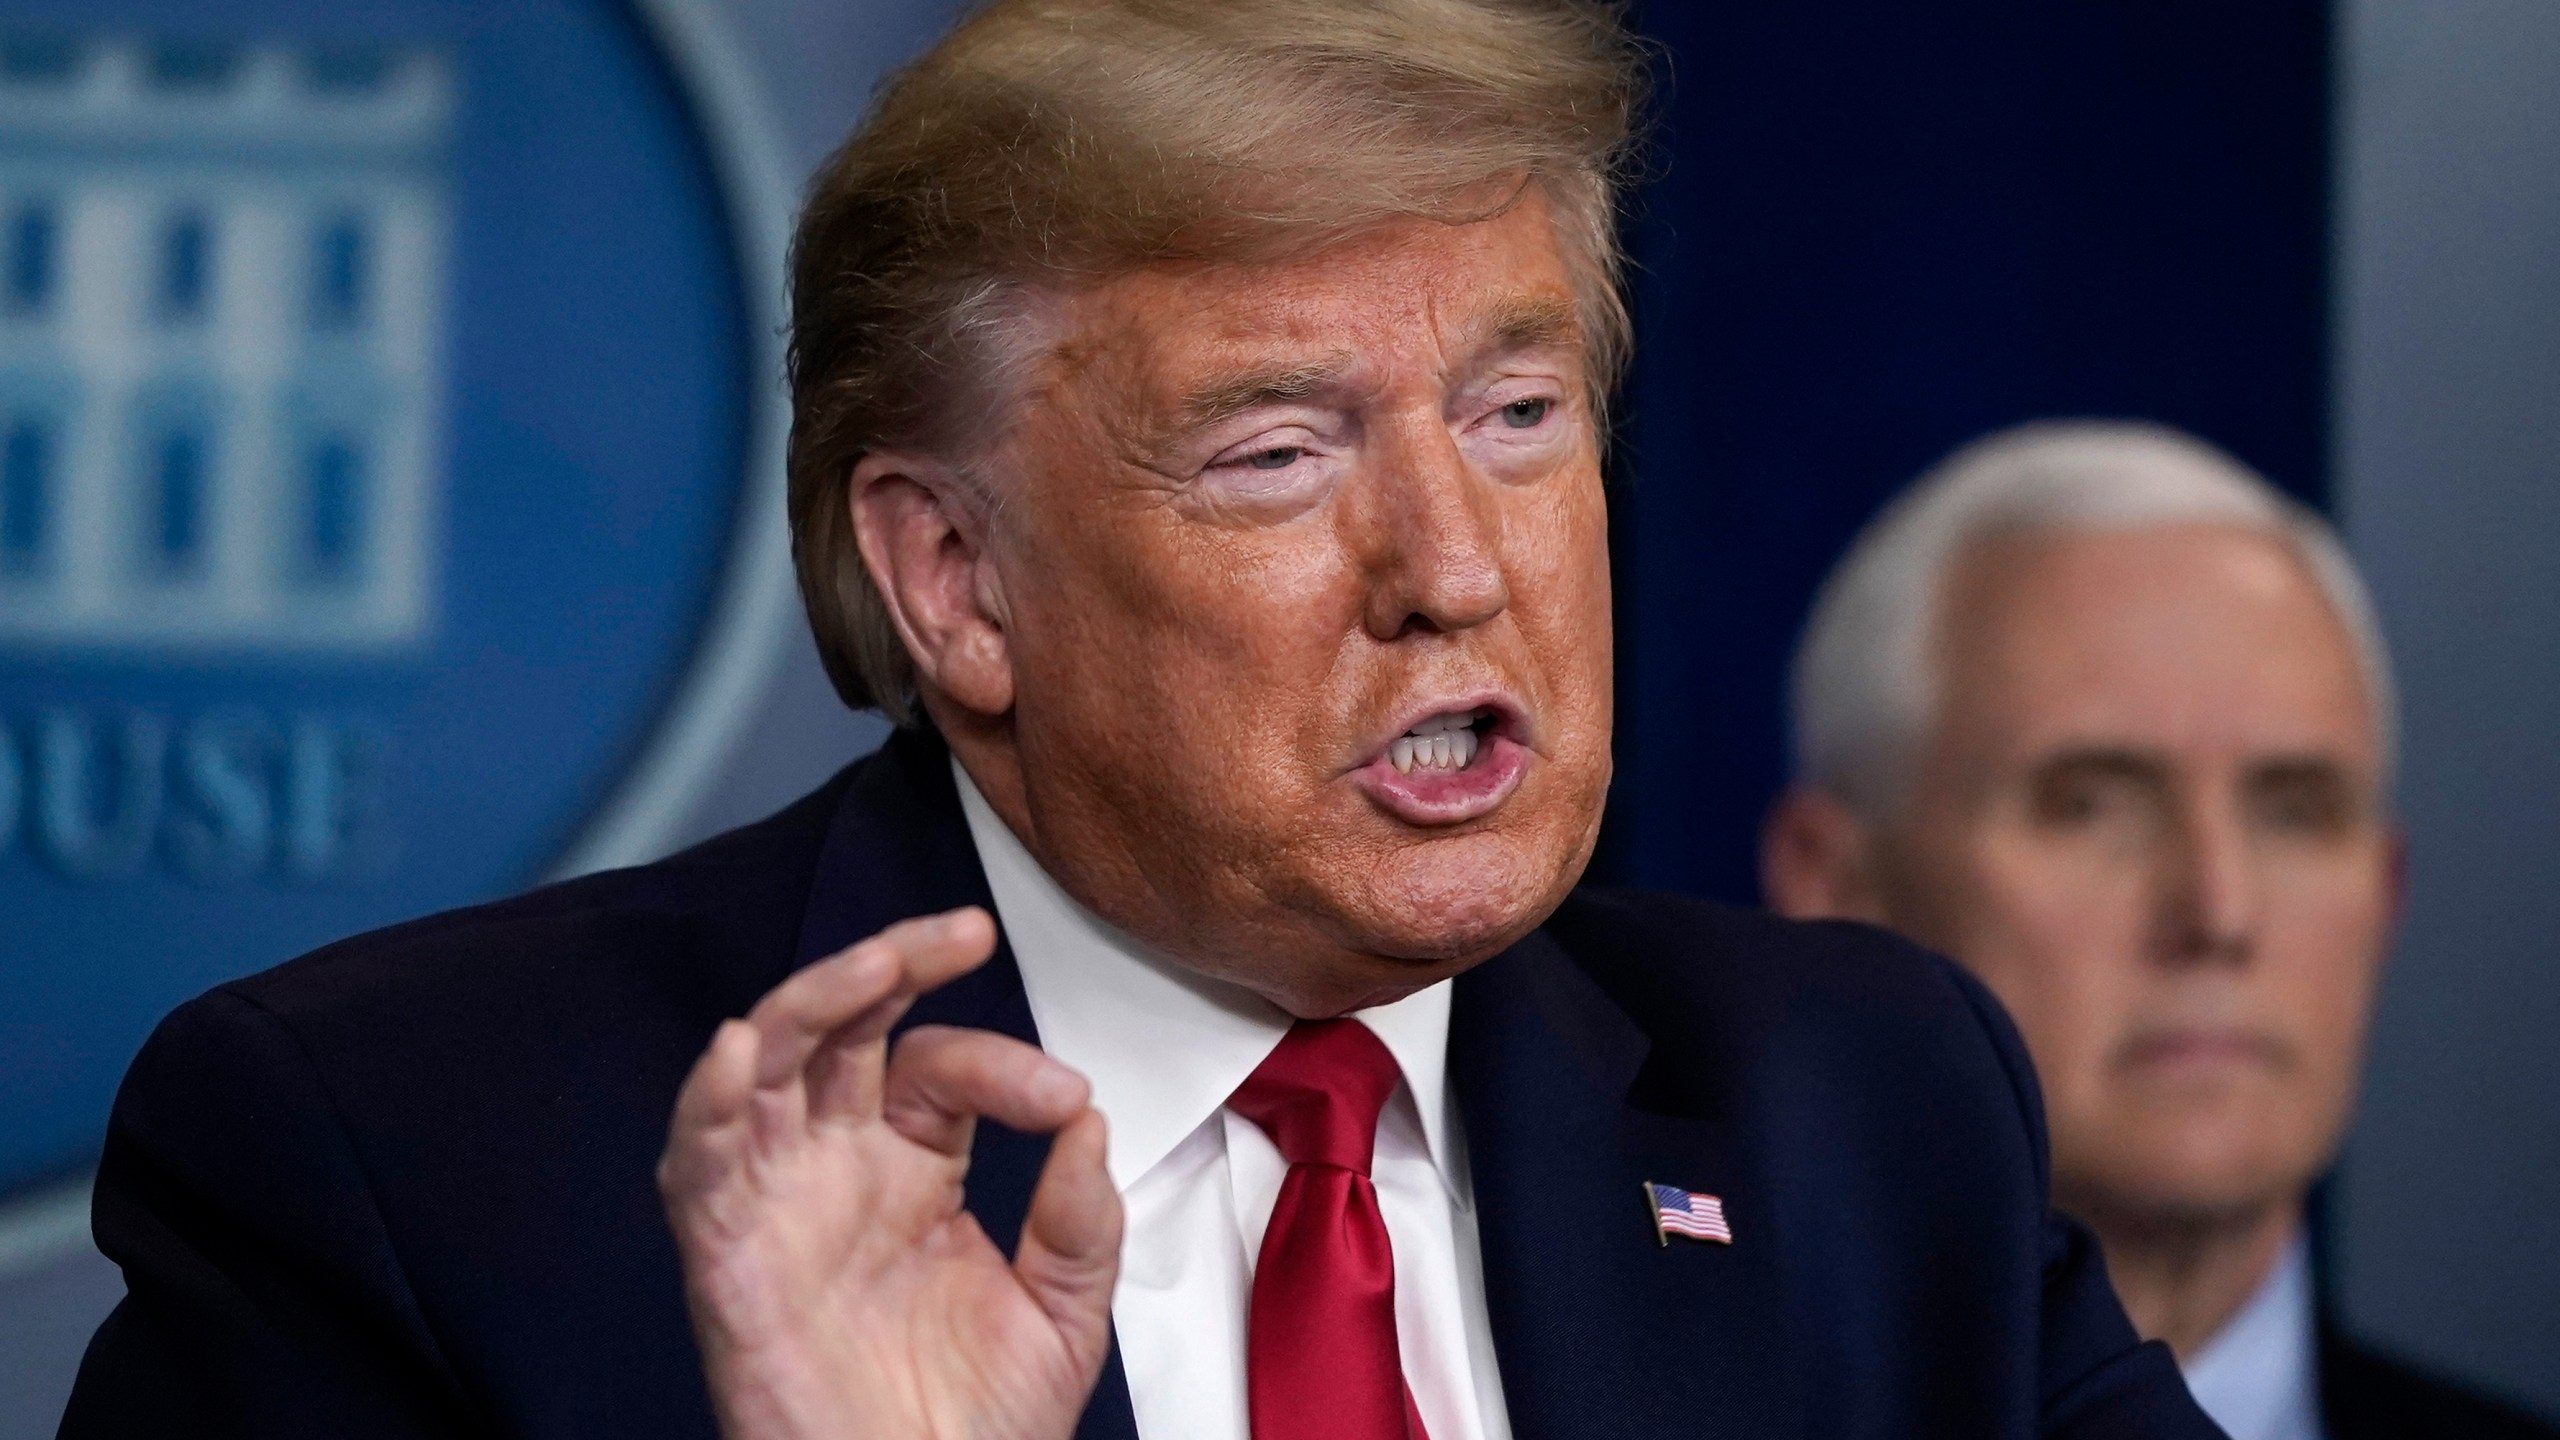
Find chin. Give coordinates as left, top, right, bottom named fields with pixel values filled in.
left=1342, top=827, right=1578, bottom=962
left=2080, top=1172, right=2303, bottom=1236
left=2063, top=1116, right=2318, bottom=1231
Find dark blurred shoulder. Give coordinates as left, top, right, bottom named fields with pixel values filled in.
left=1537, top=885, right=2047, bottom=1146
left=1540, top=884, right=2012, bottom=1050
left=2324, top=1326, right=2560, bottom=1440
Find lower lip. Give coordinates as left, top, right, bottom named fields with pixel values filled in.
left=2119, top=1033, right=2281, bottom=1076
left=1351, top=732, right=1529, bottom=826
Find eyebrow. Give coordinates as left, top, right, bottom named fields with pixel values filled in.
left=2033, top=747, right=2170, bottom=786
left=2245, top=755, right=2362, bottom=794
left=1467, top=292, right=1582, bottom=358
left=2033, top=746, right=2371, bottom=801
left=1175, top=353, right=1356, bottom=433
left=1159, top=293, right=1584, bottom=442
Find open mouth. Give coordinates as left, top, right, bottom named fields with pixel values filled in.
left=1384, top=707, right=1498, bottom=775
left=1354, top=701, right=1529, bottom=825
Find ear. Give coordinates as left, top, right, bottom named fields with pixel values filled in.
left=1759, top=785, right=1889, bottom=923
left=848, top=452, right=1014, bottom=720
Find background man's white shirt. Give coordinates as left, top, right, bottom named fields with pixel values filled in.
left=957, top=763, right=1515, bottom=1440
left=2180, top=1234, right=2326, bottom=1440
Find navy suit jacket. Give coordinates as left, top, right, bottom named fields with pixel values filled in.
left=63, top=727, right=2220, bottom=1438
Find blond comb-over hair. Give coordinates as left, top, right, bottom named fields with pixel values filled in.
left=785, top=0, right=1649, bottom=722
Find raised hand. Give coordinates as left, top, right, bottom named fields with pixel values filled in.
left=658, top=908, right=1121, bottom=1440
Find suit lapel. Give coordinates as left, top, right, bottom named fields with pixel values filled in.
left=795, top=728, right=1142, bottom=1440
left=1454, top=931, right=1793, bottom=1439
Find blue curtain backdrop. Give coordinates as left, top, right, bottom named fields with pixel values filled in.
left=1602, top=0, right=2333, bottom=901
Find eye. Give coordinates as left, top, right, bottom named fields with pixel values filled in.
left=2249, top=765, right=2360, bottom=838
left=2033, top=775, right=2107, bottom=828
left=1243, top=446, right=1304, bottom=471
left=1498, top=397, right=1552, bottom=429
left=2027, top=764, right=2159, bottom=837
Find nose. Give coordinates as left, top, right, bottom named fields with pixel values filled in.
left=2152, top=787, right=2259, bottom=969
left=1350, top=419, right=1510, bottom=642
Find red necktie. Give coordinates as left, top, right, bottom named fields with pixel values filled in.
left=1228, top=1019, right=1430, bottom=1440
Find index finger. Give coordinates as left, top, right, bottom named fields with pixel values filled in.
left=745, top=906, right=999, bottom=1092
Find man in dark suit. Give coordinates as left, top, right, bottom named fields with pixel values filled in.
left=65, top=3, right=2221, bottom=1436
left=1764, top=422, right=2559, bottom=1439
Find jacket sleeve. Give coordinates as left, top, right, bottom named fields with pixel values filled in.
left=59, top=987, right=481, bottom=1437
left=1942, top=962, right=2233, bottom=1440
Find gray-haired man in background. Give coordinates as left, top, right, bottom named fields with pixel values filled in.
left=1763, top=421, right=2560, bottom=1440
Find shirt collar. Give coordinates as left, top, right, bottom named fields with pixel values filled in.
left=954, top=759, right=1464, bottom=1199
left=2180, top=1230, right=2324, bottom=1440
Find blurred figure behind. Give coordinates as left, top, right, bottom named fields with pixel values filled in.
left=1762, top=421, right=2559, bottom=1440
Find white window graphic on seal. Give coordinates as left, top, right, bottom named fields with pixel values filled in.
left=0, top=34, right=450, bottom=651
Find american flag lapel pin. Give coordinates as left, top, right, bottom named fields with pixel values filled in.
left=1644, top=1180, right=1733, bottom=1247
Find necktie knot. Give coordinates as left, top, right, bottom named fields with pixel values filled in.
left=1228, top=1018, right=1402, bottom=1174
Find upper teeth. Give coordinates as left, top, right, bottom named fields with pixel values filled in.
left=1390, top=711, right=1483, bottom=774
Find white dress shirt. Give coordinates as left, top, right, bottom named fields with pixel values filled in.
left=2180, top=1233, right=2326, bottom=1440
left=956, top=763, right=1514, bottom=1440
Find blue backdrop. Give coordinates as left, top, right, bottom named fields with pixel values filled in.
left=0, top=0, right=753, bottom=1197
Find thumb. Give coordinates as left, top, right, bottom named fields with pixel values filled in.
left=1014, top=1107, right=1121, bottom=1371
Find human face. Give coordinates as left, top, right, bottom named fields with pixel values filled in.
left=1875, top=525, right=2394, bottom=1231
left=970, top=199, right=1613, bottom=1016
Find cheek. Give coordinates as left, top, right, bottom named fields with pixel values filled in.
left=1017, top=506, right=1354, bottom=704
left=2260, top=862, right=2391, bottom=1055
left=1003, top=516, right=1380, bottom=878
left=1500, top=473, right=1613, bottom=704
left=1949, top=840, right=2151, bottom=1079
left=1511, top=463, right=1609, bottom=585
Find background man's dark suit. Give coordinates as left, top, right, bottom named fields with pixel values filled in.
left=61, top=729, right=2218, bottom=1438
